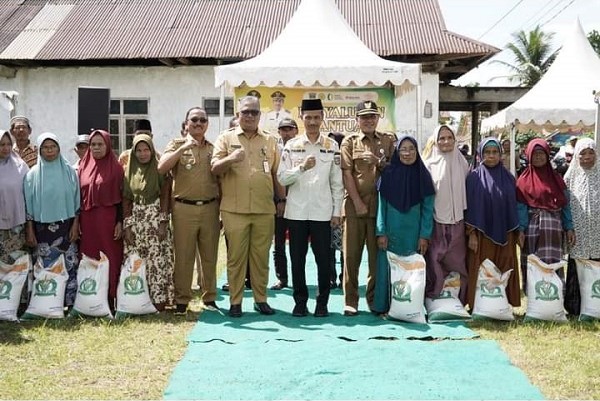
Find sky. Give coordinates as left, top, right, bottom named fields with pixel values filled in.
left=437, top=0, right=600, bottom=86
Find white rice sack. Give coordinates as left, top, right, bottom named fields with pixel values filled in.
left=387, top=252, right=426, bottom=324
left=471, top=259, right=514, bottom=321
left=426, top=272, right=470, bottom=322
left=575, top=259, right=600, bottom=321
left=524, top=254, right=567, bottom=322
left=0, top=254, right=31, bottom=322
left=71, top=252, right=112, bottom=318
left=22, top=255, right=68, bottom=320
left=116, top=252, right=157, bottom=318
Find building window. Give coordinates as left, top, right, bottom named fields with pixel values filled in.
left=109, top=98, right=149, bottom=153
left=203, top=97, right=234, bottom=116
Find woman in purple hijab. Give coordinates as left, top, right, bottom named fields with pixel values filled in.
left=465, top=137, right=521, bottom=309
left=0, top=130, right=29, bottom=263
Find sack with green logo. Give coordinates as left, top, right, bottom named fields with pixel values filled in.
left=524, top=254, right=567, bottom=322
left=425, top=272, right=470, bottom=322
left=387, top=252, right=426, bottom=324
left=471, top=259, right=514, bottom=321
left=70, top=252, right=112, bottom=318
left=0, top=253, right=31, bottom=322
left=574, top=259, right=600, bottom=321
left=21, top=254, right=68, bottom=320
left=116, top=252, right=157, bottom=318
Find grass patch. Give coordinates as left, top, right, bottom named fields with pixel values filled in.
left=1, top=237, right=599, bottom=399
left=0, top=314, right=198, bottom=399
left=469, top=308, right=600, bottom=400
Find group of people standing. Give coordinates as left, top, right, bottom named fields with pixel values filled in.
left=1, top=117, right=173, bottom=313
left=2, top=101, right=597, bottom=320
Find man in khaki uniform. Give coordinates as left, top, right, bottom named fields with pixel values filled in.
left=158, top=107, right=220, bottom=315
left=212, top=96, right=285, bottom=318
left=341, top=101, right=396, bottom=316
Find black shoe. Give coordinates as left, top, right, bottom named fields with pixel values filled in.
left=221, top=283, right=230, bottom=292
left=254, top=302, right=275, bottom=315
left=245, top=279, right=252, bottom=289
left=314, top=304, right=329, bottom=318
left=329, top=281, right=337, bottom=289
left=292, top=304, right=308, bottom=317
left=229, top=304, right=242, bottom=318
left=270, top=280, right=288, bottom=290
left=174, top=304, right=188, bottom=315
left=203, top=301, right=219, bottom=310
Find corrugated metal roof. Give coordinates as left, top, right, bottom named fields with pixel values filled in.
left=0, top=3, right=73, bottom=59
left=0, top=0, right=497, bottom=62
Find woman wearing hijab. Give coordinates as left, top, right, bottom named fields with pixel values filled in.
left=372, top=136, right=436, bottom=313
left=563, top=137, right=600, bottom=315
left=78, top=130, right=124, bottom=307
left=516, top=138, right=575, bottom=288
left=423, top=125, right=470, bottom=304
left=0, top=131, right=29, bottom=263
left=123, top=134, right=174, bottom=311
left=465, top=138, right=520, bottom=308
left=24, top=133, right=80, bottom=306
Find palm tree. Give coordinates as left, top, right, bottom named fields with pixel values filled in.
left=588, top=29, right=600, bottom=56
left=493, top=25, right=558, bottom=86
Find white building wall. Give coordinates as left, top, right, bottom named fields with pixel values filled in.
left=394, top=72, right=439, bottom=149
left=0, top=65, right=225, bottom=163
left=0, top=65, right=439, bottom=162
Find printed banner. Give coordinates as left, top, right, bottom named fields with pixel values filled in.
left=234, top=87, right=395, bottom=135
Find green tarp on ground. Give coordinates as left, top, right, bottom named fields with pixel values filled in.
left=164, top=248, right=543, bottom=400
left=164, top=338, right=544, bottom=400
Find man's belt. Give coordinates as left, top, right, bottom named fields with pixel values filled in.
left=174, top=197, right=217, bottom=206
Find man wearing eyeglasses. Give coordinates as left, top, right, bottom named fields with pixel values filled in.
left=159, top=107, right=220, bottom=315
left=212, top=96, right=286, bottom=318
left=340, top=101, right=396, bottom=316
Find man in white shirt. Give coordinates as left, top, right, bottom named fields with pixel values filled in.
left=277, top=99, right=344, bottom=317
left=260, top=91, right=293, bottom=134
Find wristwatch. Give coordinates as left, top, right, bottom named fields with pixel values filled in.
left=277, top=198, right=287, bottom=204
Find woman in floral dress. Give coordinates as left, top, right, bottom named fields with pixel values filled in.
left=123, top=134, right=174, bottom=310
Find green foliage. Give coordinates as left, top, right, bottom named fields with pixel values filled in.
left=493, top=25, right=558, bottom=86
left=515, top=130, right=543, bottom=147
left=588, top=29, right=600, bottom=56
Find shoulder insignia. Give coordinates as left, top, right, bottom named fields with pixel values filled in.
left=382, top=131, right=397, bottom=140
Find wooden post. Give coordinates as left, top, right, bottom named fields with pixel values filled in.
left=471, top=106, right=479, bottom=157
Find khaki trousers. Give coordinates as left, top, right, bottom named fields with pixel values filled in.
left=221, top=211, right=274, bottom=305
left=172, top=201, right=220, bottom=304
left=342, top=216, right=378, bottom=309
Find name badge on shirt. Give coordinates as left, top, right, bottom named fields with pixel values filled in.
left=263, top=160, right=270, bottom=173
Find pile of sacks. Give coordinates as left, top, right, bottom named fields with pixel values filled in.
left=0, top=252, right=156, bottom=322
left=382, top=251, right=600, bottom=324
